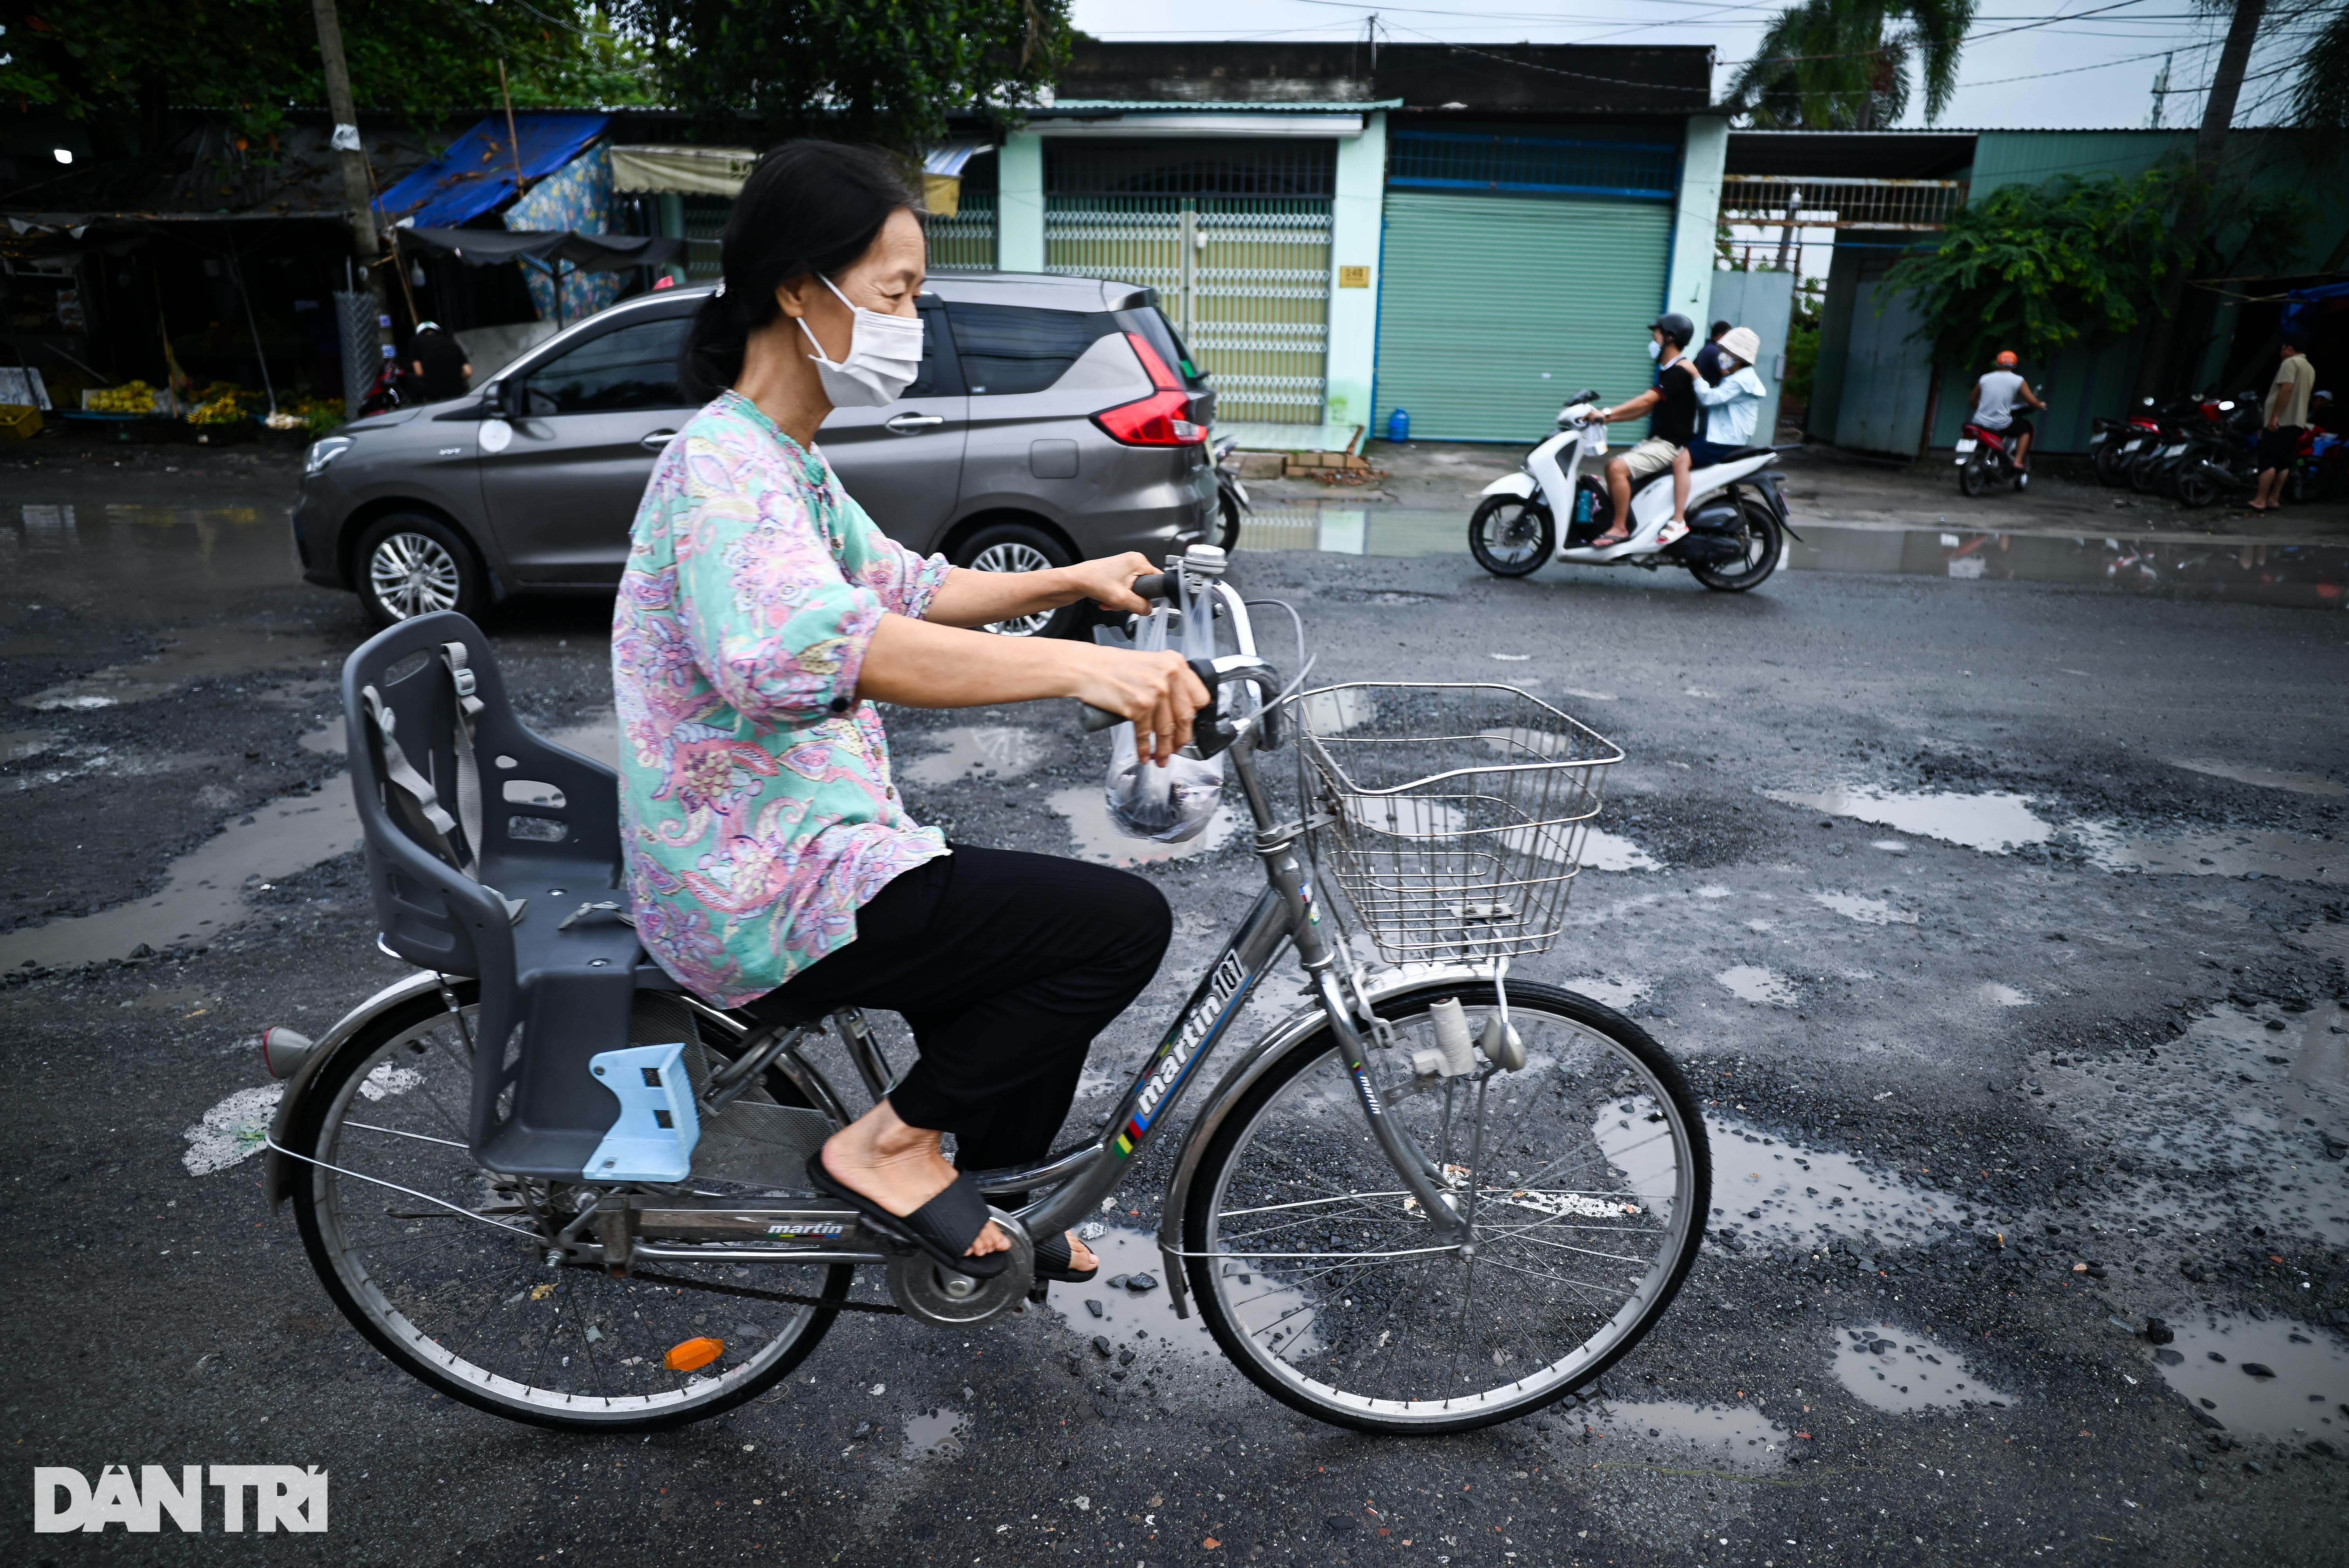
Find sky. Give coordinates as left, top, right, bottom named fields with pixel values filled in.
left=1066, top=0, right=2324, bottom=132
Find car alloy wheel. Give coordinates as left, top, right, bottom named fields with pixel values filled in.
left=968, top=539, right=1058, bottom=636
left=368, top=530, right=464, bottom=620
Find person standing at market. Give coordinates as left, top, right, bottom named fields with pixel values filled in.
left=2248, top=334, right=2317, bottom=514
left=613, top=139, right=1207, bottom=1283
left=405, top=321, right=472, bottom=402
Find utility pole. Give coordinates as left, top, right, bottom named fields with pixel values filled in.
left=311, top=0, right=393, bottom=413
left=2148, top=52, right=2172, bottom=130
left=2132, top=0, right=2268, bottom=402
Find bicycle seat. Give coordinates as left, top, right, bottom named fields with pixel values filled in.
left=344, top=610, right=681, bottom=1181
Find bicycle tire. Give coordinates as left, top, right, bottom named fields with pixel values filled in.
left=285, top=986, right=850, bottom=1432
left=1183, top=981, right=1709, bottom=1435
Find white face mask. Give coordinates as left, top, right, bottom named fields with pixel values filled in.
left=797, top=275, right=924, bottom=407
left=1647, top=339, right=1664, bottom=361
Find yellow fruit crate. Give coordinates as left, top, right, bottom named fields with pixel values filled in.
left=0, top=403, right=42, bottom=441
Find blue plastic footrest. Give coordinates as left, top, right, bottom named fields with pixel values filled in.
left=584, top=1042, right=701, bottom=1182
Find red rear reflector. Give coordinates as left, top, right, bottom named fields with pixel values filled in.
left=665, top=1337, right=725, bottom=1371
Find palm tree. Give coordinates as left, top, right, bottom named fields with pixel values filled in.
left=1726, top=0, right=1977, bottom=130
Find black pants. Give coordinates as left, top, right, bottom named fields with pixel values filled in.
left=740, top=846, right=1171, bottom=1175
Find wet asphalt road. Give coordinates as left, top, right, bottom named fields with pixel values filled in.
left=4, top=449, right=2347, bottom=1566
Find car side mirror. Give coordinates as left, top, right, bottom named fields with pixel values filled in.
left=484, top=380, right=523, bottom=419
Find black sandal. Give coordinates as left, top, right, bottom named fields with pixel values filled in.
left=804, top=1154, right=1010, bottom=1279
left=1033, top=1231, right=1101, bottom=1285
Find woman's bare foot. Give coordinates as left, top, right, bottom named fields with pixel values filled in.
left=818, top=1100, right=1008, bottom=1258
left=1067, top=1232, right=1098, bottom=1272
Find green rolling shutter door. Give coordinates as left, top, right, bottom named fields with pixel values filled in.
left=1374, top=191, right=1671, bottom=443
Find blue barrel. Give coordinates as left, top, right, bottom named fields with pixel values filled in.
left=1387, top=407, right=1410, bottom=444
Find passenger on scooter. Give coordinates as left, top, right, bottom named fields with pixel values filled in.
left=1585, top=313, right=1701, bottom=548
left=1968, top=351, right=2046, bottom=472
left=1683, top=326, right=1767, bottom=471
left=1691, top=320, right=1733, bottom=387
left=612, top=141, right=1210, bottom=1283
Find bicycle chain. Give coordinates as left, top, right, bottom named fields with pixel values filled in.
left=627, top=1267, right=903, bottom=1315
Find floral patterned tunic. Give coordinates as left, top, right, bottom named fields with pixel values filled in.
left=613, top=390, right=952, bottom=1007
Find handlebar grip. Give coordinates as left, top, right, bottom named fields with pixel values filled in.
left=1129, top=572, right=1173, bottom=603
left=1076, top=657, right=1226, bottom=742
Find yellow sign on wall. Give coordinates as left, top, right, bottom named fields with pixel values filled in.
left=1338, top=265, right=1371, bottom=289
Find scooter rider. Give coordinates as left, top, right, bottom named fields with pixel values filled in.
left=1585, top=313, right=1701, bottom=548
left=1969, top=350, right=2046, bottom=472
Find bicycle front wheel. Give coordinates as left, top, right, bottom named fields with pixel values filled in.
left=284, top=987, right=850, bottom=1431
left=1184, top=982, right=1708, bottom=1434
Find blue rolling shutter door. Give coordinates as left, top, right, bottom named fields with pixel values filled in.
left=1374, top=191, right=1672, bottom=443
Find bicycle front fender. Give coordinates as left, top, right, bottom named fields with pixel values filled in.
left=1154, top=963, right=1488, bottom=1318
left=263, top=968, right=452, bottom=1207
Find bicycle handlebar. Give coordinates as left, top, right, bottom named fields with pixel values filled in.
left=1078, top=654, right=1222, bottom=734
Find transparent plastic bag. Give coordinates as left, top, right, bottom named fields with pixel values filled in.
left=1094, top=583, right=1224, bottom=843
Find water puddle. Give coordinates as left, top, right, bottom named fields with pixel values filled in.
left=1717, top=965, right=1797, bottom=1006
left=1045, top=786, right=1236, bottom=868
left=1811, top=891, right=1918, bottom=926
left=1762, top=785, right=2052, bottom=854
left=1564, top=977, right=1648, bottom=1011
left=899, top=725, right=1047, bottom=787
left=2168, top=758, right=2345, bottom=798
left=1296, top=687, right=1376, bottom=734
left=2151, top=1312, right=2349, bottom=1442
left=1704, top=1116, right=1955, bottom=1250
left=16, top=623, right=327, bottom=711
left=902, top=1406, right=969, bottom=1458
left=1043, top=1224, right=1224, bottom=1369
left=2073, top=822, right=2344, bottom=884
left=1785, top=525, right=2349, bottom=609
left=2, top=730, right=58, bottom=761
left=182, top=1085, right=284, bottom=1176
left=1581, top=829, right=1661, bottom=872
left=0, top=788, right=360, bottom=971
left=7, top=503, right=302, bottom=617
left=1832, top=1323, right=2015, bottom=1412
left=1979, top=983, right=2033, bottom=1007
left=1589, top=1399, right=1790, bottom=1471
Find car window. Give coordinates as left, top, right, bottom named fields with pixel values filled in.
left=944, top=303, right=1114, bottom=396
left=523, top=316, right=690, bottom=415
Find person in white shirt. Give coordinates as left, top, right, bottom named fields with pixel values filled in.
left=1968, top=350, right=2046, bottom=471
left=1664, top=325, right=1770, bottom=523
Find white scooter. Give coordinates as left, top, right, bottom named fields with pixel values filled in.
left=1467, top=387, right=1796, bottom=592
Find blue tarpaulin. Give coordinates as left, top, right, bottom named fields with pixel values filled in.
left=374, top=114, right=611, bottom=229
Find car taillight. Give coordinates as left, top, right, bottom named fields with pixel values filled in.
left=1094, top=333, right=1205, bottom=447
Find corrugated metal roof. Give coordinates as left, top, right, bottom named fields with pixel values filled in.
left=1038, top=99, right=1404, bottom=113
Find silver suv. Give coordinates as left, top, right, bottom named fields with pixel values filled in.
left=292, top=272, right=1218, bottom=637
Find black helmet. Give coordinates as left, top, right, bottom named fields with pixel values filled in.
left=1650, top=313, right=1695, bottom=349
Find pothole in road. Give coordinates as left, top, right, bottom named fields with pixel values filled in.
left=1044, top=1225, right=1224, bottom=1370
left=1581, top=829, right=1662, bottom=872
left=1832, top=1323, right=2015, bottom=1412
left=1811, top=891, right=1917, bottom=926
left=1716, top=965, right=1796, bottom=1006
left=2152, top=1312, right=2349, bottom=1442
left=2073, top=822, right=2345, bottom=884
left=1760, top=785, right=2053, bottom=854
left=16, top=623, right=327, bottom=712
left=2167, top=758, right=2345, bottom=798
left=1588, top=1398, right=1790, bottom=1471
left=900, top=725, right=1047, bottom=787
left=903, top=1406, right=969, bottom=1458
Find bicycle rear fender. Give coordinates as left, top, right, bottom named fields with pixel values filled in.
left=263, top=969, right=449, bottom=1207
left=1154, top=963, right=1486, bottom=1319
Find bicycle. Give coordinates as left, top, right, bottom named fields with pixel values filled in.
left=262, top=552, right=1711, bottom=1435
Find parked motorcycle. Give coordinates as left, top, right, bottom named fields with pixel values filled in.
left=1212, top=434, right=1250, bottom=552
left=1954, top=420, right=2033, bottom=496
left=1468, top=388, right=1793, bottom=592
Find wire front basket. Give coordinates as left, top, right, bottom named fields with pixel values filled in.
left=1295, top=683, right=1623, bottom=964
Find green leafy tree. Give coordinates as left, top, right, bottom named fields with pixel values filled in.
left=0, top=2, right=655, bottom=150
left=1887, top=166, right=2304, bottom=376
left=614, top=0, right=1071, bottom=152
left=1726, top=0, right=1976, bottom=129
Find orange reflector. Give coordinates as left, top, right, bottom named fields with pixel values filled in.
left=664, top=1336, right=724, bottom=1372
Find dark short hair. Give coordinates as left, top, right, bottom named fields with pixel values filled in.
left=677, top=141, right=917, bottom=402
left=1710, top=321, right=1731, bottom=339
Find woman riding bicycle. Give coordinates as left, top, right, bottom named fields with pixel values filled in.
left=611, top=141, right=1209, bottom=1283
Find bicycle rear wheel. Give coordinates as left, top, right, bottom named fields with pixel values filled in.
left=284, top=987, right=849, bottom=1431
left=1183, top=982, right=1708, bottom=1434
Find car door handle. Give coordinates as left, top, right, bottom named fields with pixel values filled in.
left=885, top=413, right=946, bottom=433
left=639, top=429, right=678, bottom=451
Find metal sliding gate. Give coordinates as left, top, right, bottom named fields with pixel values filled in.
left=1044, top=142, right=1333, bottom=424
